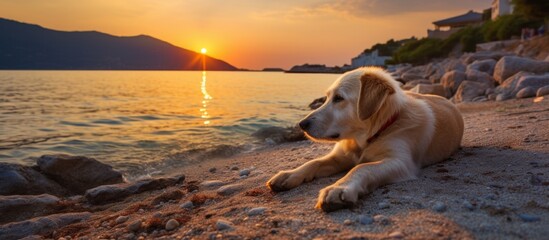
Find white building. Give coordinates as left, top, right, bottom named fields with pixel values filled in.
left=351, top=50, right=391, bottom=68
left=492, top=0, right=514, bottom=20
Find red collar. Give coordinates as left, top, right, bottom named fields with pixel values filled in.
left=367, top=112, right=399, bottom=143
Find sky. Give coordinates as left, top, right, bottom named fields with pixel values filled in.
left=0, top=0, right=492, bottom=70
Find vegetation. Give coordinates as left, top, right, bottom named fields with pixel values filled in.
left=362, top=38, right=416, bottom=56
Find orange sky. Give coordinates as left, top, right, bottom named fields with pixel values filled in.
left=0, top=0, right=491, bottom=70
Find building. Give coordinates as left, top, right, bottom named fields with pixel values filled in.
left=492, top=0, right=514, bottom=20
left=427, top=10, right=483, bottom=39
left=351, top=50, right=391, bottom=68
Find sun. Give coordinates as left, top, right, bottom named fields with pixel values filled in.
left=200, top=48, right=207, bottom=54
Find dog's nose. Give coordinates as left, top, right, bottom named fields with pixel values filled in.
left=299, top=119, right=312, bottom=131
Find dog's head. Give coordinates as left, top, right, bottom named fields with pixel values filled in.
left=299, top=67, right=399, bottom=142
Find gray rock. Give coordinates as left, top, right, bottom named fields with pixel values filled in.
left=433, top=202, right=447, bottom=212
left=493, top=56, right=549, bottom=84
left=467, top=59, right=497, bottom=75
left=466, top=69, right=495, bottom=87
left=252, top=126, right=305, bottom=143
left=0, top=212, right=91, bottom=240
left=463, top=51, right=512, bottom=64
left=402, top=79, right=431, bottom=90
left=37, top=154, right=124, bottom=194
left=0, top=194, right=61, bottom=224
left=0, top=163, right=69, bottom=196
left=401, top=66, right=427, bottom=82
left=516, top=87, right=537, bottom=99
left=239, top=169, right=251, bottom=177
left=496, top=72, right=549, bottom=98
left=180, top=201, right=194, bottom=209
left=537, top=85, right=549, bottom=97
left=517, top=213, right=541, bottom=222
left=248, top=207, right=267, bottom=216
left=463, top=200, right=475, bottom=211
left=165, top=219, right=180, bottom=231
left=453, top=81, right=490, bottom=103
left=200, top=180, right=225, bottom=189
left=128, top=220, right=142, bottom=232
left=358, top=215, right=374, bottom=225
left=443, top=59, right=466, bottom=72
left=496, top=93, right=512, bottom=101
left=217, top=184, right=243, bottom=196
left=115, top=215, right=129, bottom=224
left=409, top=84, right=447, bottom=98
left=378, top=201, right=390, bottom=209
left=441, top=70, right=466, bottom=94
left=373, top=214, right=390, bottom=225
left=215, top=219, right=234, bottom=231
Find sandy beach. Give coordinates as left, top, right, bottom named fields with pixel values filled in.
left=24, top=96, right=546, bottom=240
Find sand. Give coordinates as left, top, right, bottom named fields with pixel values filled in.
left=53, top=97, right=549, bottom=240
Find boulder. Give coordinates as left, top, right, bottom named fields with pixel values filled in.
left=493, top=56, right=549, bottom=84
left=516, top=87, right=536, bottom=99
left=443, top=59, right=466, bottom=72
left=409, top=84, right=447, bottom=98
left=537, top=85, right=549, bottom=97
left=496, top=72, right=549, bottom=99
left=252, top=125, right=305, bottom=144
left=0, top=163, right=69, bottom=196
left=441, top=70, right=466, bottom=94
left=37, top=155, right=124, bottom=194
left=0, top=212, right=91, bottom=240
left=463, top=51, right=513, bottom=64
left=401, top=66, right=426, bottom=82
left=402, top=79, right=431, bottom=90
left=467, top=59, right=497, bottom=75
left=465, top=69, right=495, bottom=87
left=425, top=63, right=445, bottom=83
left=453, top=81, right=490, bottom=103
left=0, top=194, right=61, bottom=224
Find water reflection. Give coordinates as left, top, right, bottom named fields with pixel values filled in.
left=200, top=71, right=212, bottom=125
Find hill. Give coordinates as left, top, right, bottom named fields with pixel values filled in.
left=0, top=18, right=237, bottom=70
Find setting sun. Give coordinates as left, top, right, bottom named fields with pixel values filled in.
left=200, top=48, right=207, bottom=54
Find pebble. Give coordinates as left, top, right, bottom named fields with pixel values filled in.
left=153, top=212, right=162, bottom=218
left=128, top=220, right=142, bottom=232
left=433, top=202, right=447, bottom=212
left=388, top=231, right=404, bottom=238
left=343, top=219, right=352, bottom=225
left=216, top=219, right=234, bottom=231
left=358, top=215, right=374, bottom=225
left=180, top=201, right=194, bottom=209
left=209, top=167, right=217, bottom=173
left=230, top=166, right=239, bottom=171
left=239, top=169, right=251, bottom=176
left=248, top=207, right=267, bottom=216
left=217, top=184, right=243, bottom=196
left=165, top=219, right=180, bottom=231
left=378, top=201, right=390, bottom=209
left=200, top=180, right=225, bottom=188
left=115, top=215, right=129, bottom=224
left=463, top=200, right=475, bottom=211
left=138, top=208, right=145, bottom=213
left=373, top=215, right=390, bottom=225
left=517, top=213, right=541, bottom=222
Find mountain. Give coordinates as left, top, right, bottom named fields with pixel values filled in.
left=0, top=18, right=237, bottom=70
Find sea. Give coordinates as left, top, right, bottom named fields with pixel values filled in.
left=0, top=70, right=338, bottom=180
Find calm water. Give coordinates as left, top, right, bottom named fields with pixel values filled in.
left=0, top=71, right=337, bottom=179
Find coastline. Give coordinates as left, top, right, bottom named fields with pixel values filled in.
left=2, top=97, right=546, bottom=239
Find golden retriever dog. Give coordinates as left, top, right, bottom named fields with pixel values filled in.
left=267, top=67, right=464, bottom=212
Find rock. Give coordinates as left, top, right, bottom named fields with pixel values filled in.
left=388, top=231, right=404, bottom=239
left=537, top=85, right=549, bottom=97
left=180, top=201, right=194, bottom=209
left=208, top=167, right=216, bottom=173
left=358, top=215, right=373, bottom=225
left=239, top=169, right=251, bottom=177
left=128, top=220, right=142, bottom=232
left=343, top=219, right=352, bottom=225
left=230, top=166, right=239, bottom=171
left=378, top=201, right=390, bottom=209
left=472, top=96, right=488, bottom=102
left=0, top=163, right=69, bottom=196
left=467, top=59, right=497, bottom=75
left=252, top=126, right=305, bottom=143
left=309, top=96, right=326, bottom=110
left=493, top=56, right=549, bottom=84
left=165, top=219, right=180, bottom=231
left=373, top=214, right=390, bottom=225
left=402, top=79, right=431, bottom=90
left=0, top=194, right=61, bottom=224
left=517, top=213, right=541, bottom=222
left=463, top=51, right=512, bottom=64
left=0, top=212, right=91, bottom=240
left=433, top=201, right=447, bottom=212
left=496, top=72, right=549, bottom=98
left=453, top=81, right=490, bottom=103
left=443, top=59, right=466, bottom=72
left=37, top=154, right=124, bottom=194
left=488, top=93, right=497, bottom=101
left=463, top=200, right=475, bottom=211
left=126, top=175, right=184, bottom=194
left=465, top=69, right=495, bottom=87
left=496, top=93, right=512, bottom=101
left=215, top=219, right=234, bottom=231
left=200, top=180, right=225, bottom=189
left=401, top=66, right=426, bottom=82
left=516, top=87, right=537, bottom=99
left=217, top=184, right=243, bottom=196
left=116, top=215, right=129, bottom=224
left=248, top=207, right=267, bottom=216
left=441, top=70, right=466, bottom=94
left=409, top=84, right=447, bottom=98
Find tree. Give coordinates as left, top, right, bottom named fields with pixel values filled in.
left=512, top=0, right=549, bottom=20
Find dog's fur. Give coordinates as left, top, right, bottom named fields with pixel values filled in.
left=266, top=67, right=464, bottom=212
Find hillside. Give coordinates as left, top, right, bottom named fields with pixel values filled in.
left=0, top=18, right=237, bottom=70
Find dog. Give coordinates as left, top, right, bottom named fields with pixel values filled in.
left=266, top=67, right=464, bottom=212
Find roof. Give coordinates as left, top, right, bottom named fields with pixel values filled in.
left=433, top=10, right=483, bottom=27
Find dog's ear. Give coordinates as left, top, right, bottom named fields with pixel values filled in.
left=357, top=73, right=395, bottom=120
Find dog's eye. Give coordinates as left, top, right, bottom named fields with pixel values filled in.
left=333, top=94, right=344, bottom=103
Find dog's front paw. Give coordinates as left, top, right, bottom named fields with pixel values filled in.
left=266, top=170, right=304, bottom=192
left=316, top=184, right=358, bottom=212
